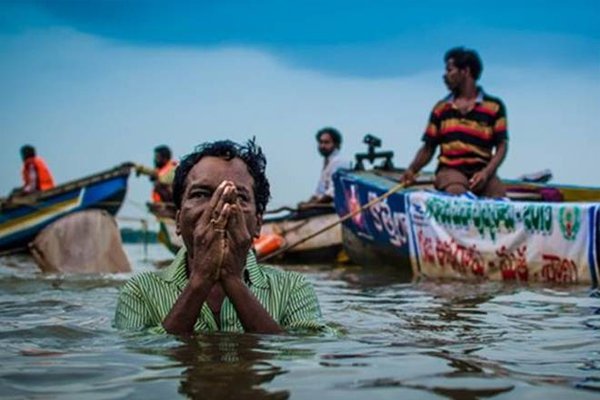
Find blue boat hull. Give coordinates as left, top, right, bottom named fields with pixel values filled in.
left=334, top=170, right=413, bottom=270
left=0, top=165, right=131, bottom=253
left=333, top=169, right=600, bottom=286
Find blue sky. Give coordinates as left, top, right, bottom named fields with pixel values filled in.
left=1, top=1, right=599, bottom=226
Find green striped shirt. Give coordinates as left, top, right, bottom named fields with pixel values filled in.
left=114, top=249, right=327, bottom=334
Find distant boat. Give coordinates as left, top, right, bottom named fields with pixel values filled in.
left=147, top=202, right=343, bottom=263
left=0, top=163, right=134, bottom=254
left=333, top=137, right=600, bottom=286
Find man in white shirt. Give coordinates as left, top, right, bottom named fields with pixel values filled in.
left=300, top=127, right=352, bottom=207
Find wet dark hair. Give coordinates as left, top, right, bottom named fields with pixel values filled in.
left=154, top=145, right=172, bottom=160
left=444, top=47, right=483, bottom=81
left=172, top=138, right=271, bottom=214
left=20, top=145, right=36, bottom=159
left=316, top=127, right=342, bottom=148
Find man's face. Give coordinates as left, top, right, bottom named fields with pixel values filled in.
left=318, top=133, right=336, bottom=157
left=443, top=58, right=467, bottom=92
left=175, top=156, right=261, bottom=251
left=154, top=153, right=167, bottom=169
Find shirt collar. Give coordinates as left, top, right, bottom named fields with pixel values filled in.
left=162, top=247, right=269, bottom=289
left=444, top=86, right=485, bottom=104
left=326, top=149, right=340, bottom=162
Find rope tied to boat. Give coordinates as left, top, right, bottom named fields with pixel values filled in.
left=258, top=181, right=407, bottom=262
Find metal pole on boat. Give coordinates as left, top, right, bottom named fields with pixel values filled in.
left=259, top=181, right=407, bottom=262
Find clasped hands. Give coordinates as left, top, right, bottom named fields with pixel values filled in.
left=189, top=181, right=253, bottom=286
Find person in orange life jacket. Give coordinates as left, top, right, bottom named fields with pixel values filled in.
left=20, top=145, right=55, bottom=194
left=401, top=47, right=508, bottom=198
left=149, top=145, right=177, bottom=203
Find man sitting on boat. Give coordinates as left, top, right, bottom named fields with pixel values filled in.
left=115, top=139, right=328, bottom=335
left=299, top=127, right=352, bottom=208
left=19, top=145, right=55, bottom=194
left=401, top=47, right=508, bottom=198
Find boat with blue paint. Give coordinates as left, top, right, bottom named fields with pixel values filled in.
left=333, top=137, right=600, bottom=286
left=0, top=163, right=134, bottom=254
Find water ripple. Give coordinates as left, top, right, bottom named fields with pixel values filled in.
left=0, top=245, right=599, bottom=399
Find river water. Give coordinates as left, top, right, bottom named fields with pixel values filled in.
left=0, top=243, right=598, bottom=399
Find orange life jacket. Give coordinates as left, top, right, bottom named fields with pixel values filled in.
left=253, top=233, right=285, bottom=258
left=22, top=156, right=55, bottom=191
left=152, top=160, right=177, bottom=203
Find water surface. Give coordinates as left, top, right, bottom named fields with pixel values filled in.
left=0, top=244, right=598, bottom=399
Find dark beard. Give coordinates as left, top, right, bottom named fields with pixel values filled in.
left=319, top=148, right=332, bottom=157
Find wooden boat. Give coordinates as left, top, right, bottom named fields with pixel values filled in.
left=147, top=202, right=342, bottom=263
left=0, top=163, right=133, bottom=254
left=259, top=206, right=343, bottom=263
left=332, top=137, right=600, bottom=286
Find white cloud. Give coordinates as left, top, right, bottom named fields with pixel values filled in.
left=1, top=29, right=599, bottom=225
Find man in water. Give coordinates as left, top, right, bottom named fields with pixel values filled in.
left=115, top=139, right=327, bottom=334
left=402, top=47, right=508, bottom=197
left=19, top=145, right=55, bottom=194
left=300, top=127, right=351, bottom=208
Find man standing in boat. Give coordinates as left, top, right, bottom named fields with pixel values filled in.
left=136, top=145, right=178, bottom=203
left=300, top=127, right=352, bottom=208
left=19, top=145, right=55, bottom=194
left=115, top=139, right=328, bottom=334
left=402, top=47, right=508, bottom=197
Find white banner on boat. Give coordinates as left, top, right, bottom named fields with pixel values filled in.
left=406, top=191, right=599, bottom=285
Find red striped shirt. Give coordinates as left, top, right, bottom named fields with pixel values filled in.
left=422, top=89, right=508, bottom=173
